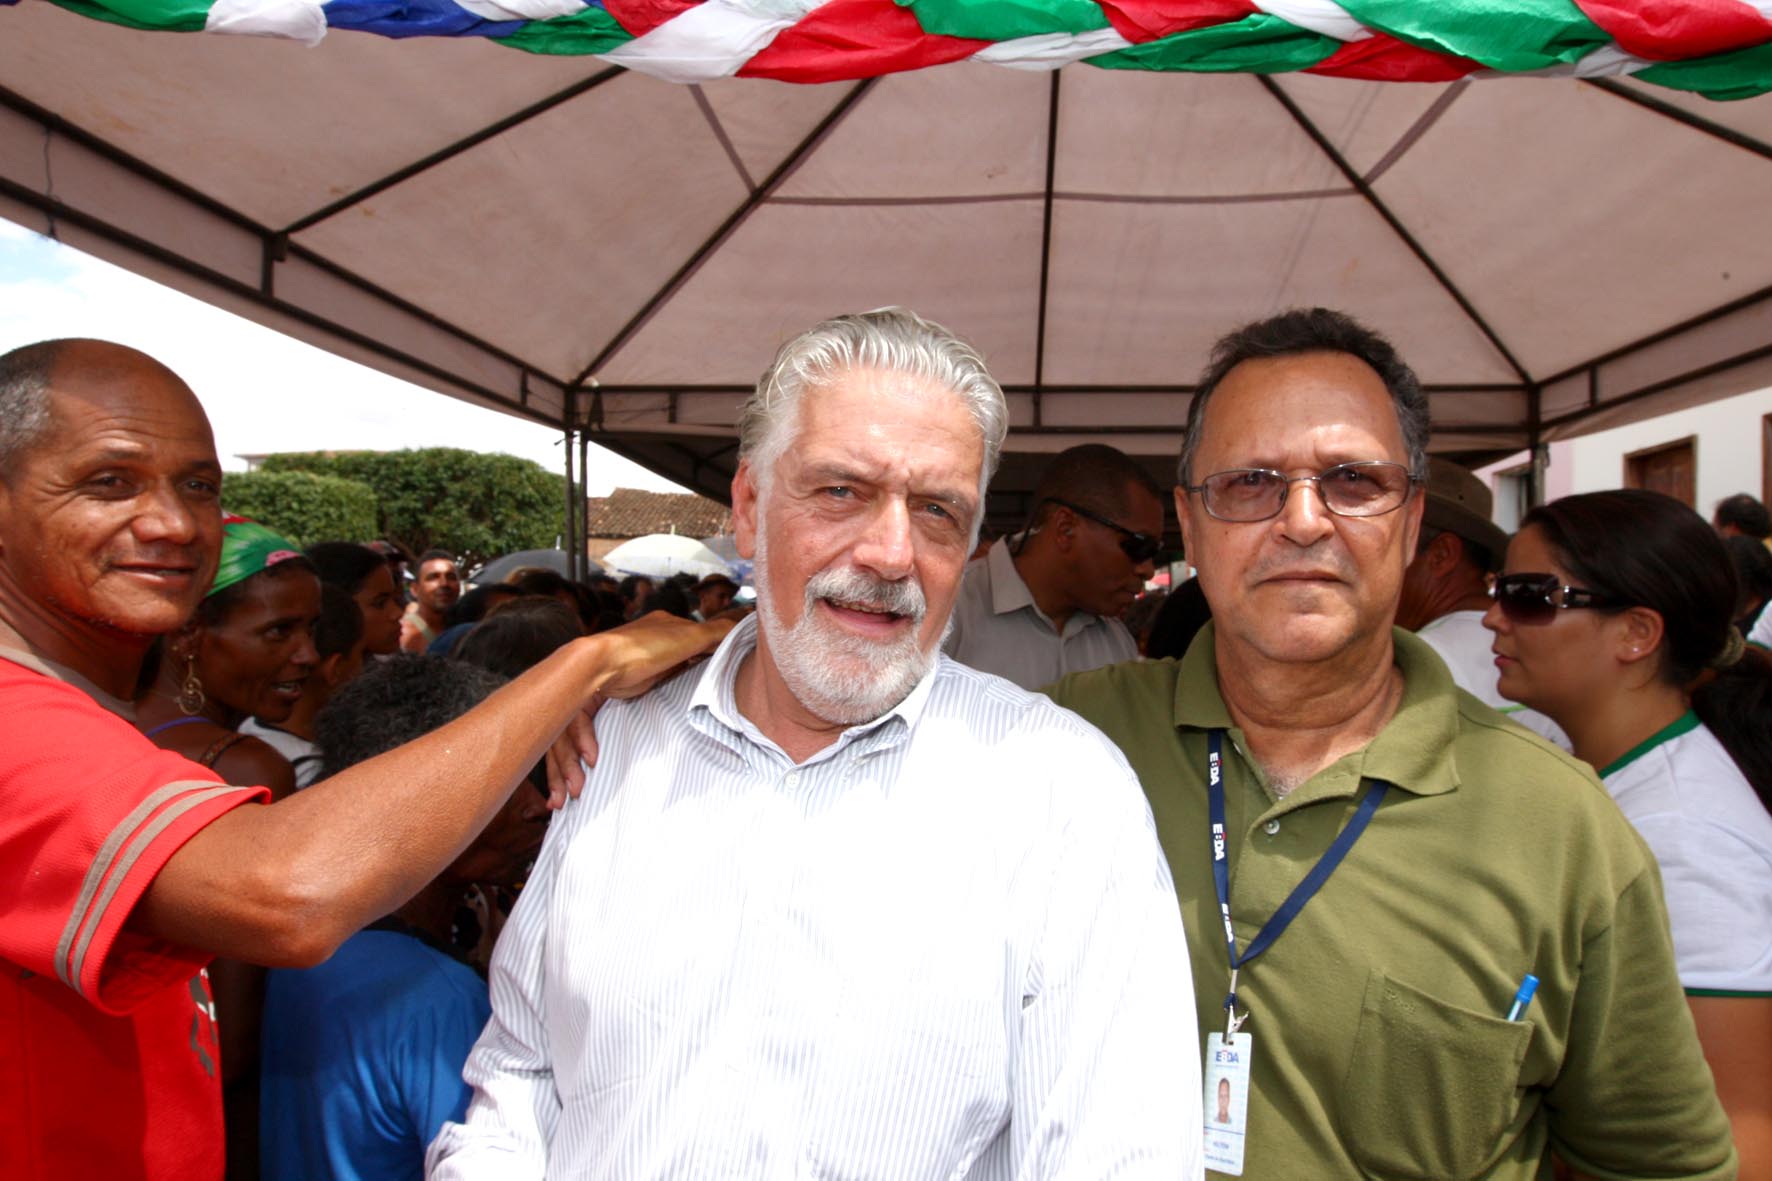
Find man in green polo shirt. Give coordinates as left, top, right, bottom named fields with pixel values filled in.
left=1047, top=308, right=1735, bottom=1180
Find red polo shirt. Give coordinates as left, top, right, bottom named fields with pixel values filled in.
left=0, top=649, right=266, bottom=1180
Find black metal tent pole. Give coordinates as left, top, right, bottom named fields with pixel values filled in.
left=1582, top=78, right=1772, bottom=163
left=563, top=388, right=579, bottom=581
left=279, top=65, right=628, bottom=237
left=1032, top=71, right=1062, bottom=426
left=1257, top=76, right=1556, bottom=496
left=571, top=79, right=875, bottom=388
left=0, top=85, right=573, bottom=423
left=1257, top=77, right=1533, bottom=387
left=578, top=428, right=592, bottom=579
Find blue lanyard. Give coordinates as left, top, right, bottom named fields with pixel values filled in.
left=1208, top=729, right=1389, bottom=1030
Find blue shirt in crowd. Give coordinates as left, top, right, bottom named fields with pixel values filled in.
left=260, top=925, right=490, bottom=1181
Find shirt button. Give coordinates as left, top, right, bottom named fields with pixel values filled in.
left=1263, top=819, right=1281, bottom=835
left=784, top=771, right=802, bottom=789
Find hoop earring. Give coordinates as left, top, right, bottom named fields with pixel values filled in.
left=176, top=653, right=207, bottom=716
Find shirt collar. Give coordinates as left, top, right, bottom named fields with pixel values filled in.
left=985, top=537, right=1039, bottom=617
left=0, top=635, right=138, bottom=720
left=1598, top=710, right=1700, bottom=778
left=1171, top=622, right=1460, bottom=797
left=688, top=612, right=941, bottom=766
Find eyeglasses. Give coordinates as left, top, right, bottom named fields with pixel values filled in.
left=1487, top=572, right=1621, bottom=625
left=1184, top=462, right=1416, bottom=523
left=1043, top=498, right=1164, bottom=565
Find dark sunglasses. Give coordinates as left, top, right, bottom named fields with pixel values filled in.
left=1044, top=498, right=1165, bottom=565
left=1487, top=572, right=1621, bottom=625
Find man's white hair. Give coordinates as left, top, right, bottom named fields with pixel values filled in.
left=737, top=308, right=1008, bottom=533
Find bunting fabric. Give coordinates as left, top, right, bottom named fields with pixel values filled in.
left=11, top=0, right=1772, bottom=96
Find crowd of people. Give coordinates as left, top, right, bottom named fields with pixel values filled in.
left=1, top=308, right=1768, bottom=1181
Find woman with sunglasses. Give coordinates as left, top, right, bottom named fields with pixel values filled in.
left=1483, top=488, right=1772, bottom=1172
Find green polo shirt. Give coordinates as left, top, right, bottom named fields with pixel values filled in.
left=1047, top=625, right=1736, bottom=1181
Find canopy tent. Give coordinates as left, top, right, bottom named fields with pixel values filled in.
left=4, top=0, right=1772, bottom=540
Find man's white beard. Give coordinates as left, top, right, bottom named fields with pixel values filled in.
left=752, top=524, right=945, bottom=725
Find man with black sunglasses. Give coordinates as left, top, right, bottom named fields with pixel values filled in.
left=1046, top=308, right=1734, bottom=1180
left=945, top=443, right=1166, bottom=689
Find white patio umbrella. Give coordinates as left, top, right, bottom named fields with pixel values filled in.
left=603, top=534, right=734, bottom=580
left=699, top=534, right=754, bottom=586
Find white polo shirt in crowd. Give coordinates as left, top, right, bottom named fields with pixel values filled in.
left=944, top=538, right=1137, bottom=691
left=1749, top=600, right=1772, bottom=650
left=428, top=613, right=1202, bottom=1179
left=1417, top=609, right=1571, bottom=749
left=1602, top=712, right=1772, bottom=995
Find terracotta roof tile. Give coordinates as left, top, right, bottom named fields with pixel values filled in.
left=585, top=488, right=732, bottom=540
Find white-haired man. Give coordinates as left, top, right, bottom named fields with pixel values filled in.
left=428, top=309, right=1203, bottom=1179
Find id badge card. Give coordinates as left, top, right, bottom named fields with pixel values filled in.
left=1203, top=1032, right=1253, bottom=1175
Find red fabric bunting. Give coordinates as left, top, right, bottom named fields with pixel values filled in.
left=1095, top=0, right=1254, bottom=44
left=601, top=0, right=703, bottom=37
left=1306, top=32, right=1482, bottom=82
left=1574, top=0, right=1772, bottom=61
left=740, top=0, right=988, bottom=81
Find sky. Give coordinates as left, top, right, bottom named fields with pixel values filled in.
left=0, top=218, right=686, bottom=496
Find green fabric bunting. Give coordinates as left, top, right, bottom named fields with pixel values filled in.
left=1091, top=13, right=1338, bottom=74
left=1336, top=0, right=1611, bottom=73
left=895, top=0, right=1110, bottom=43
left=496, top=6, right=638, bottom=56
left=48, top=0, right=207, bottom=32
left=32, top=0, right=1772, bottom=105
left=1637, top=41, right=1772, bottom=100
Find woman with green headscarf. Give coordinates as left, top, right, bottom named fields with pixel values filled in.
left=136, top=513, right=321, bottom=800
left=133, top=513, right=324, bottom=1177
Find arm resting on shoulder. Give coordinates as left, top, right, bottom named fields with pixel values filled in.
left=127, top=616, right=729, bottom=967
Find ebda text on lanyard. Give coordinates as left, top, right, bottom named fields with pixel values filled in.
left=1206, top=729, right=1390, bottom=1037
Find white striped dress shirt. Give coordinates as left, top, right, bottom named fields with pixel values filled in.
left=427, top=615, right=1203, bottom=1180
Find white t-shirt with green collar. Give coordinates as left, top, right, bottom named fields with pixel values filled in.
left=1416, top=609, right=1571, bottom=749
left=1601, top=712, right=1772, bottom=995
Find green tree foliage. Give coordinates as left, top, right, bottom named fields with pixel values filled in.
left=258, top=449, right=565, bottom=567
left=222, top=470, right=379, bottom=548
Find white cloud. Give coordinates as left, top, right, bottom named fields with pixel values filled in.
left=0, top=221, right=688, bottom=498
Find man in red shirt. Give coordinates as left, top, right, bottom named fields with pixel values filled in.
left=0, top=338, right=728, bottom=1180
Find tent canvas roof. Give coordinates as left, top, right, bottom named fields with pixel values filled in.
left=5, top=1, right=1772, bottom=532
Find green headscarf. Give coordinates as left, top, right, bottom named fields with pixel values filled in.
left=208, top=513, right=304, bottom=598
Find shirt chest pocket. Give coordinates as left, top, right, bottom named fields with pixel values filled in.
left=1337, top=969, right=1533, bottom=1181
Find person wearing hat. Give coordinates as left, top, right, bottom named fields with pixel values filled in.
left=692, top=571, right=739, bottom=620
left=1396, top=458, right=1567, bottom=747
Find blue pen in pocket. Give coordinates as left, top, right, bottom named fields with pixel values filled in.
left=1506, top=974, right=1539, bottom=1021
